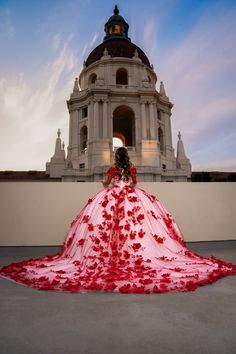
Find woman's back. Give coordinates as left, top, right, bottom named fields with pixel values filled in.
left=106, top=163, right=137, bottom=186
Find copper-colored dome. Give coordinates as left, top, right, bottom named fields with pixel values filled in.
left=85, top=38, right=151, bottom=68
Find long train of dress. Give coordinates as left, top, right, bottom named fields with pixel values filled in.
left=0, top=165, right=236, bottom=293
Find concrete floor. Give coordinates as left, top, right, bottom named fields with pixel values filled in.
left=0, top=241, right=236, bottom=354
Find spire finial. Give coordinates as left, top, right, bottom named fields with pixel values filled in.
left=73, top=77, right=79, bottom=92
left=178, top=131, right=181, bottom=140
left=160, top=81, right=166, bottom=96
left=114, top=5, right=119, bottom=15
left=57, top=128, right=61, bottom=138
left=62, top=141, right=65, bottom=150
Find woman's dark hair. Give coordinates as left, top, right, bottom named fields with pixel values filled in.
left=114, top=147, right=131, bottom=180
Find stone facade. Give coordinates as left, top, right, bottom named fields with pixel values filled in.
left=46, top=6, right=191, bottom=182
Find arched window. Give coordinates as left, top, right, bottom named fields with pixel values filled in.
left=89, top=73, right=97, bottom=85
left=158, top=127, right=164, bottom=153
left=116, top=68, right=128, bottom=85
left=80, top=126, right=88, bottom=152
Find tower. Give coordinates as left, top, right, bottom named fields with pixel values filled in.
left=46, top=129, right=66, bottom=178
left=46, top=6, right=191, bottom=181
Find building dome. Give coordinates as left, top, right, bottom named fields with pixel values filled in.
left=85, top=38, right=151, bottom=68
left=85, top=5, right=151, bottom=68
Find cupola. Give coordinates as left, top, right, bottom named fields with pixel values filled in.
left=104, top=5, right=130, bottom=41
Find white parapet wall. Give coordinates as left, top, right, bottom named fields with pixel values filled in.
left=0, top=182, right=235, bottom=246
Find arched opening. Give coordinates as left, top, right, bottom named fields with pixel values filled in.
left=112, top=136, right=124, bottom=151
left=116, top=68, right=128, bottom=85
left=113, top=105, right=135, bottom=150
left=80, top=126, right=88, bottom=153
left=113, top=132, right=125, bottom=151
left=158, top=127, right=164, bottom=153
left=89, top=73, right=97, bottom=85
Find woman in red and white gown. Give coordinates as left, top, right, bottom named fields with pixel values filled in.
left=1, top=147, right=236, bottom=293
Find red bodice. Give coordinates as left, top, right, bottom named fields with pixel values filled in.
left=105, top=164, right=137, bottom=185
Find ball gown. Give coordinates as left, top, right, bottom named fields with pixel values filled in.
left=0, top=164, right=236, bottom=294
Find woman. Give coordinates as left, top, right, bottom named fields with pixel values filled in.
left=0, top=147, right=235, bottom=293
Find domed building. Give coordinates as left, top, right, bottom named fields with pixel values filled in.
left=46, top=6, right=191, bottom=182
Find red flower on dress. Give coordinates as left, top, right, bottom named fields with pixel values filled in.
left=38, top=276, right=49, bottom=282
left=101, top=199, right=109, bottom=208
left=173, top=267, right=183, bottom=272
left=100, top=232, right=109, bottom=243
left=123, top=250, right=130, bottom=259
left=119, top=284, right=132, bottom=293
left=185, top=281, right=198, bottom=291
left=103, top=211, right=112, bottom=220
left=87, top=198, right=93, bottom=204
left=88, top=223, right=94, bottom=231
left=102, top=251, right=109, bottom=258
left=130, top=231, right=136, bottom=240
left=153, top=235, right=165, bottom=244
left=128, top=196, right=138, bottom=203
left=73, top=261, right=80, bottom=266
left=158, top=256, right=171, bottom=261
left=124, top=223, right=131, bottom=231
left=138, top=229, right=145, bottom=238
left=78, top=239, right=85, bottom=246
left=119, top=233, right=126, bottom=241
left=140, top=278, right=153, bottom=285
left=132, top=243, right=142, bottom=252
left=92, top=246, right=100, bottom=252
left=143, top=193, right=157, bottom=203
left=106, top=222, right=113, bottom=230
left=82, top=215, right=90, bottom=223
left=134, top=258, right=142, bottom=266
left=93, top=237, right=100, bottom=245
left=127, top=210, right=133, bottom=217
left=137, top=214, right=144, bottom=223
left=104, top=282, right=117, bottom=291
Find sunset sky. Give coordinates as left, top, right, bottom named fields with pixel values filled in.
left=0, top=0, right=236, bottom=171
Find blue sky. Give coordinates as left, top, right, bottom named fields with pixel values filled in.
left=0, top=0, right=236, bottom=171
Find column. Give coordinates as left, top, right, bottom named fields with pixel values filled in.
left=149, top=102, right=156, bottom=140
left=88, top=100, right=93, bottom=141
left=71, top=109, right=79, bottom=160
left=68, top=113, right=72, bottom=148
left=93, top=99, right=99, bottom=139
left=164, top=112, right=172, bottom=147
left=102, top=100, right=108, bottom=138
left=71, top=110, right=79, bottom=147
left=141, top=102, right=147, bottom=139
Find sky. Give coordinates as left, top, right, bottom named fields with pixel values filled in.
left=0, top=0, right=236, bottom=172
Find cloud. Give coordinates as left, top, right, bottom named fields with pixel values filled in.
left=141, top=18, right=158, bottom=62
left=150, top=5, right=236, bottom=170
left=193, top=159, right=236, bottom=172
left=0, top=35, right=79, bottom=170
left=52, top=33, right=62, bottom=50
left=81, top=32, right=99, bottom=58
